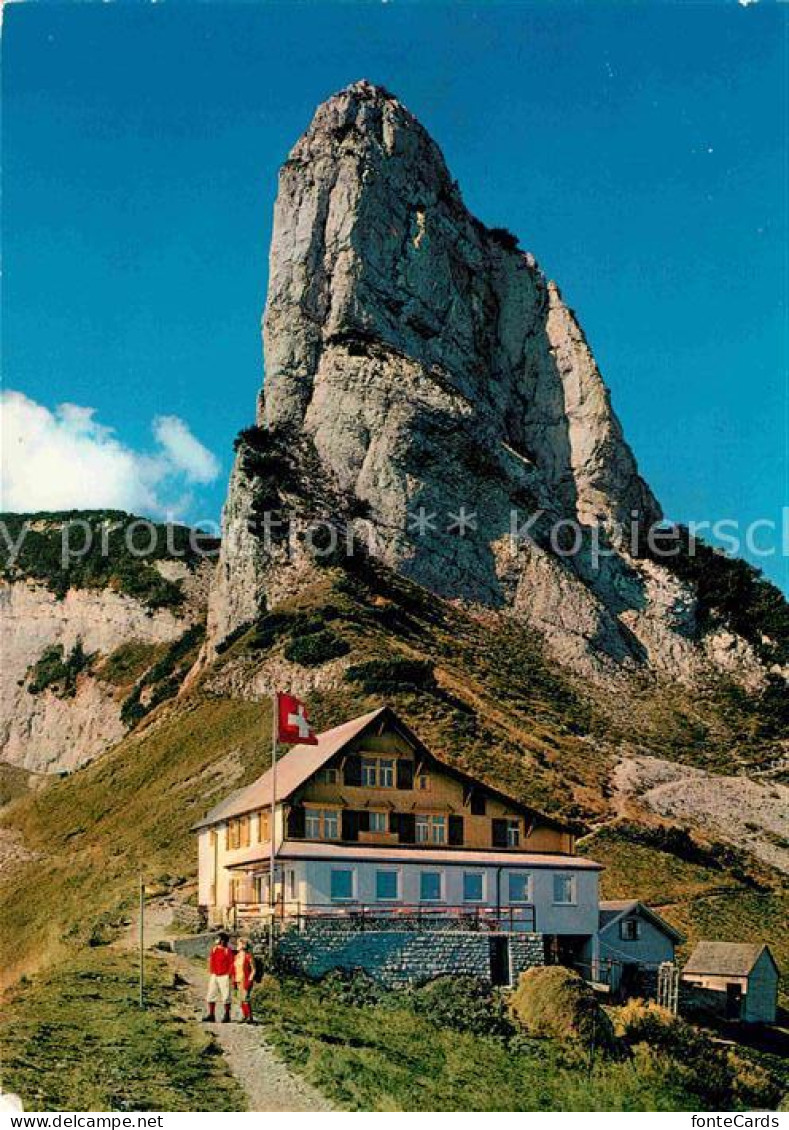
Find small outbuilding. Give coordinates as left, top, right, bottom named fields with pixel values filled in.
left=682, top=941, right=779, bottom=1024
left=586, top=899, right=684, bottom=995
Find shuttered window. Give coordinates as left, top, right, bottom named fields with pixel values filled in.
left=491, top=819, right=508, bottom=848
left=448, top=815, right=464, bottom=846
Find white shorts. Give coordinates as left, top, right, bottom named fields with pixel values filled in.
left=206, top=973, right=231, bottom=1003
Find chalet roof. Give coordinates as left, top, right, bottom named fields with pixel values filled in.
left=192, top=705, right=572, bottom=834
left=684, top=941, right=778, bottom=978
left=225, top=840, right=602, bottom=870
left=598, top=899, right=684, bottom=943
left=191, top=708, right=386, bottom=830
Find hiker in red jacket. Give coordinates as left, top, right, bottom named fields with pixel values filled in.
left=233, top=936, right=255, bottom=1024
left=202, top=931, right=234, bottom=1023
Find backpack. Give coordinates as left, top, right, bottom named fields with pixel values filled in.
left=252, top=955, right=266, bottom=984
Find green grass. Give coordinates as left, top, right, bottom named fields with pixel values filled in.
left=250, top=976, right=720, bottom=1111
left=0, top=948, right=244, bottom=1111
left=98, top=641, right=164, bottom=688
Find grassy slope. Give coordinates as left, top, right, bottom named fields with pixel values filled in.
left=0, top=948, right=244, bottom=1111
left=249, top=977, right=715, bottom=1112
left=0, top=698, right=268, bottom=984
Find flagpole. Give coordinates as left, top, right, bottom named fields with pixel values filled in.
left=269, top=691, right=277, bottom=957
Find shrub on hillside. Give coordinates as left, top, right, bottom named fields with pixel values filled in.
left=28, top=640, right=91, bottom=697
left=509, top=967, right=615, bottom=1050
left=611, top=1000, right=778, bottom=1109
left=406, top=976, right=514, bottom=1038
left=345, top=657, right=436, bottom=694
left=316, top=969, right=385, bottom=1008
left=283, top=629, right=350, bottom=667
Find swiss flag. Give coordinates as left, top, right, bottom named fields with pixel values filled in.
left=276, top=692, right=319, bottom=745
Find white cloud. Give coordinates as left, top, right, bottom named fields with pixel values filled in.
left=0, top=391, right=221, bottom=519
left=153, top=415, right=220, bottom=485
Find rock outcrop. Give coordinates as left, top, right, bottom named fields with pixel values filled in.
left=207, top=81, right=764, bottom=685
left=1, top=562, right=210, bottom=774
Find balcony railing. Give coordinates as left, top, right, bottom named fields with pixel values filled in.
left=229, top=900, right=537, bottom=933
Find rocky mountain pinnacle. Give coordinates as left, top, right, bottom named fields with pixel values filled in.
left=207, top=80, right=760, bottom=684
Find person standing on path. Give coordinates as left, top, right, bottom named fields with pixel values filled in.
left=233, top=936, right=256, bottom=1024
left=203, top=931, right=234, bottom=1023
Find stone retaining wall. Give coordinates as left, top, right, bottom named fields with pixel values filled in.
left=171, top=931, right=216, bottom=959
left=275, top=923, right=544, bottom=987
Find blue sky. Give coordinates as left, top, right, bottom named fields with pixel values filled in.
left=2, top=1, right=787, bottom=592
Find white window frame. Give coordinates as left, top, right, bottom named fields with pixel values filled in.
left=368, top=811, right=387, bottom=833
left=419, top=869, right=444, bottom=903
left=379, top=758, right=395, bottom=788
left=305, top=807, right=322, bottom=839
left=305, top=807, right=339, bottom=840
left=361, top=757, right=378, bottom=787
left=374, top=868, right=400, bottom=902
left=553, top=873, right=576, bottom=906
left=415, top=814, right=430, bottom=843
left=462, top=871, right=485, bottom=903
left=506, top=818, right=521, bottom=848
left=330, top=867, right=356, bottom=902
left=431, top=815, right=446, bottom=844
left=508, top=872, right=531, bottom=904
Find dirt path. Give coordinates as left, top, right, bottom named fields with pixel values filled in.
left=121, top=903, right=332, bottom=1112
left=166, top=951, right=332, bottom=1112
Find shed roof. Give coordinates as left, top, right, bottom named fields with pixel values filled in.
left=598, top=899, right=684, bottom=943
left=684, top=941, right=778, bottom=978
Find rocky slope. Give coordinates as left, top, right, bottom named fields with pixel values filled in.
left=207, top=81, right=778, bottom=689
left=0, top=513, right=214, bottom=774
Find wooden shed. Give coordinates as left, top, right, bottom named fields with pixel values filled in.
left=682, top=941, right=779, bottom=1024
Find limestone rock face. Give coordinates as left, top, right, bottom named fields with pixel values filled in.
left=207, top=82, right=755, bottom=684
left=0, top=573, right=207, bottom=774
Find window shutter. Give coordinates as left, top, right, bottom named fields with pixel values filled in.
left=389, top=811, right=399, bottom=835
left=397, top=812, right=416, bottom=844
left=470, top=792, right=486, bottom=816
left=343, top=755, right=362, bottom=787
left=358, top=810, right=370, bottom=833
left=341, top=810, right=360, bottom=842
left=396, top=759, right=414, bottom=790
left=448, top=815, right=464, bottom=846
left=287, top=805, right=305, bottom=839
left=491, top=818, right=508, bottom=848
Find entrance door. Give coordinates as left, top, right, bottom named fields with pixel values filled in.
left=489, top=936, right=510, bottom=986
left=725, top=983, right=743, bottom=1020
